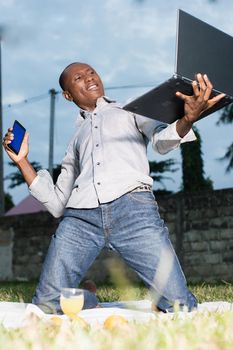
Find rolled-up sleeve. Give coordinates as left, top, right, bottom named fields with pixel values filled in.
left=152, top=120, right=196, bottom=154
left=134, top=114, right=196, bottom=155
left=29, top=135, right=80, bottom=218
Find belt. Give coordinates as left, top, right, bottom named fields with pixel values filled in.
left=131, top=185, right=152, bottom=193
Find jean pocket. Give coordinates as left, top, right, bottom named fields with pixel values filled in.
left=128, top=191, right=157, bottom=205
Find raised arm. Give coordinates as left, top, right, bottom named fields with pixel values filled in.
left=134, top=73, right=225, bottom=154
left=2, top=127, right=79, bottom=218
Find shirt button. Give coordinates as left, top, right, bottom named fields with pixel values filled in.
left=93, top=113, right=97, bottom=116
left=96, top=144, right=99, bottom=147
left=97, top=162, right=100, bottom=165
left=94, top=126, right=98, bottom=129
left=97, top=182, right=101, bottom=185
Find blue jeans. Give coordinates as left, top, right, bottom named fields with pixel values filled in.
left=32, top=191, right=197, bottom=313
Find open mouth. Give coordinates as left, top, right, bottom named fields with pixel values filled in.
left=87, top=84, right=98, bottom=91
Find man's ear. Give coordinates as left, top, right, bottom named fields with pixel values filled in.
left=62, top=91, right=73, bottom=101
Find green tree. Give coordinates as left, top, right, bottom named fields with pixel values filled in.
left=5, top=161, right=42, bottom=188
left=217, top=104, right=233, bottom=172
left=149, top=158, right=178, bottom=194
left=4, top=192, right=14, bottom=211
left=5, top=162, right=61, bottom=188
left=180, top=126, right=213, bottom=192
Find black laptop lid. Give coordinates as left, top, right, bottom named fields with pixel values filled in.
left=177, top=10, right=233, bottom=97
left=123, top=9, right=233, bottom=123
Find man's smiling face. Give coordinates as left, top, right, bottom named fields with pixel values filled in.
left=62, top=63, right=105, bottom=111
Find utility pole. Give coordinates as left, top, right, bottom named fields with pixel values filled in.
left=0, top=36, right=4, bottom=215
left=48, top=89, right=57, bottom=177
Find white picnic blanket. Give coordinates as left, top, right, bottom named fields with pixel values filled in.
left=0, top=300, right=232, bottom=329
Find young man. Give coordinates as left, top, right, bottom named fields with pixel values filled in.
left=2, top=63, right=224, bottom=313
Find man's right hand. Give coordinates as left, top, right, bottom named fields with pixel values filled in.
left=2, top=127, right=37, bottom=187
left=2, top=127, right=29, bottom=163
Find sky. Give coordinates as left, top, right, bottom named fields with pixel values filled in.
left=1, top=0, right=232, bottom=206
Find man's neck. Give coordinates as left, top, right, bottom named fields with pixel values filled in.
left=78, top=95, right=107, bottom=111
left=77, top=103, right=96, bottom=112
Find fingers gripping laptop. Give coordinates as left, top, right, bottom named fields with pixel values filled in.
left=123, top=9, right=233, bottom=123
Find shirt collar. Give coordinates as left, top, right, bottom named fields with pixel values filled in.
left=80, top=96, right=115, bottom=119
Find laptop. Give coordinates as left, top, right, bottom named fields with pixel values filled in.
left=123, top=9, right=233, bottom=123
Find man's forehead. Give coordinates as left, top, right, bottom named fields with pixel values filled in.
left=65, top=63, right=93, bottom=76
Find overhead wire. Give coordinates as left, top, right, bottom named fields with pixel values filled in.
left=105, top=82, right=155, bottom=90
left=3, top=92, right=50, bottom=109
left=3, top=82, right=156, bottom=109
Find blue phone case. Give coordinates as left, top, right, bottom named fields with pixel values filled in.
left=8, top=120, right=26, bottom=155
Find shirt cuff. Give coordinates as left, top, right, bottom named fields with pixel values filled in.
left=29, top=169, right=53, bottom=203
left=168, top=120, right=197, bottom=142
left=29, top=174, right=40, bottom=189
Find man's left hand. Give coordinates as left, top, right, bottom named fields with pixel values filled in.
left=176, top=73, right=225, bottom=124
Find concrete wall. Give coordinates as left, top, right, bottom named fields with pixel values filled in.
left=0, top=228, right=14, bottom=280
left=159, top=189, right=233, bottom=282
left=0, top=213, right=58, bottom=281
left=0, top=188, right=232, bottom=283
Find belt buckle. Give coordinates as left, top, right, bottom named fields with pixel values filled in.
left=133, top=185, right=151, bottom=193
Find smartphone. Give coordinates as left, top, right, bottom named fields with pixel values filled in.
left=8, top=120, right=26, bottom=155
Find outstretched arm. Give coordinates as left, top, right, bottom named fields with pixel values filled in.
left=3, top=127, right=79, bottom=218
left=176, top=73, right=225, bottom=138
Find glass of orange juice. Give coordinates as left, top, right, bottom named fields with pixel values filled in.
left=60, top=288, right=84, bottom=319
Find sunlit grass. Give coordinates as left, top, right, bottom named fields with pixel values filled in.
left=190, top=282, right=233, bottom=303
left=0, top=311, right=233, bottom=350
left=0, top=281, right=36, bottom=303
left=0, top=282, right=232, bottom=349
left=97, top=282, right=233, bottom=303
left=0, top=281, right=233, bottom=303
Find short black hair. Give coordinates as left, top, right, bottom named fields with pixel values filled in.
left=59, top=62, right=84, bottom=91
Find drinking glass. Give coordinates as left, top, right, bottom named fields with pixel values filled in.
left=60, top=288, right=84, bottom=319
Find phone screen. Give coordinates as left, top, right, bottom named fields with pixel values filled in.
left=8, top=120, right=26, bottom=155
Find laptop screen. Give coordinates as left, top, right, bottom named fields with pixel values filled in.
left=176, top=10, right=233, bottom=97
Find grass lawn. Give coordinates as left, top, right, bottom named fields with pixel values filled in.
left=0, top=281, right=233, bottom=349
left=0, top=281, right=233, bottom=304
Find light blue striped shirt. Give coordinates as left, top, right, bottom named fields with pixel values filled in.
left=29, top=97, right=196, bottom=217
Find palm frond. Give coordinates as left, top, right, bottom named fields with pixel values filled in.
left=218, top=142, right=233, bottom=173
left=217, top=103, right=233, bottom=125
